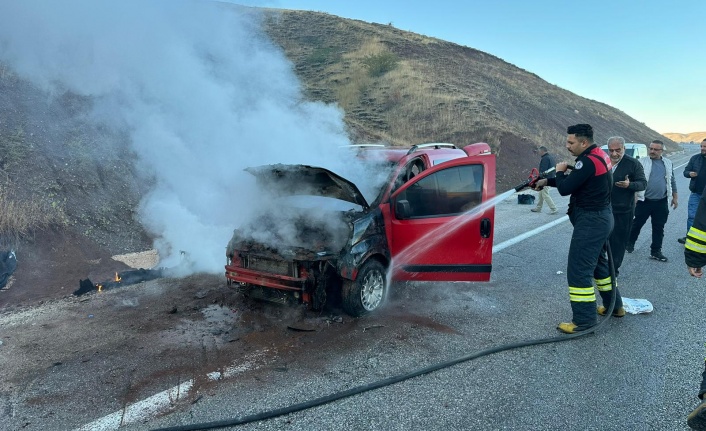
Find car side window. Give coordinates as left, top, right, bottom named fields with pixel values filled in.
left=396, top=164, right=483, bottom=218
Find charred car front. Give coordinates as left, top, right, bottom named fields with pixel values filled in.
left=225, top=143, right=496, bottom=317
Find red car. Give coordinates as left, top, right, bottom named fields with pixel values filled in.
left=225, top=143, right=496, bottom=316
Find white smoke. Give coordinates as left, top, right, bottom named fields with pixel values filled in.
left=0, top=0, right=388, bottom=275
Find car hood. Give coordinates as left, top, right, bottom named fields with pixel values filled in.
left=246, top=164, right=369, bottom=209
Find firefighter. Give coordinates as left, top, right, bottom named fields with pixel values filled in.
left=534, top=124, right=618, bottom=334
left=684, top=191, right=706, bottom=430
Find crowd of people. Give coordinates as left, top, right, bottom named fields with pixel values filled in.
left=532, top=126, right=706, bottom=429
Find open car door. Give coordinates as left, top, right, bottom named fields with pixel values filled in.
left=386, top=153, right=495, bottom=282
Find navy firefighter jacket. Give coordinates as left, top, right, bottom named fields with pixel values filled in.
left=547, top=144, right=612, bottom=211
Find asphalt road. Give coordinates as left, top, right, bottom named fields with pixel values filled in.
left=126, top=148, right=704, bottom=431
left=3, top=148, right=701, bottom=431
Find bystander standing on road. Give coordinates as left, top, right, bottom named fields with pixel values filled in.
left=534, top=124, right=618, bottom=333
left=530, top=146, right=558, bottom=215
left=679, top=138, right=706, bottom=244
left=683, top=189, right=706, bottom=430
left=605, top=137, right=646, bottom=294
left=626, top=140, right=678, bottom=262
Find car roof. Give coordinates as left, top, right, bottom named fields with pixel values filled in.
left=352, top=143, right=469, bottom=165
left=601, top=143, right=645, bottom=148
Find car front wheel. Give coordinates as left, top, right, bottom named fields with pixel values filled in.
left=342, top=259, right=387, bottom=317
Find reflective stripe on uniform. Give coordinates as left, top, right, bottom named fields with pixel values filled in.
left=569, top=286, right=596, bottom=302
left=594, top=276, right=613, bottom=292
left=686, top=239, right=706, bottom=254
left=688, top=226, right=706, bottom=243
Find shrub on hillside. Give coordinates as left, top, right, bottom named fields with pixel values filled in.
left=362, top=52, right=399, bottom=77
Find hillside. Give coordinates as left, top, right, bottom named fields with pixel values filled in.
left=663, top=132, right=706, bottom=143
left=0, top=6, right=679, bottom=303
left=262, top=9, right=676, bottom=188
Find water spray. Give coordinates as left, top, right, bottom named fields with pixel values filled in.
left=151, top=168, right=620, bottom=431
left=389, top=188, right=515, bottom=276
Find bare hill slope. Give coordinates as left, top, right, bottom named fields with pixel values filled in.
left=0, top=7, right=678, bottom=306
left=663, top=132, right=706, bottom=143
left=263, top=9, right=675, bottom=188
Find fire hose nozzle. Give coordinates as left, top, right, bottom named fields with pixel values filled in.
left=514, top=181, right=531, bottom=193
left=514, top=167, right=556, bottom=192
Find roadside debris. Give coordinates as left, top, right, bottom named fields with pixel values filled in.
left=622, top=297, right=653, bottom=314
left=287, top=324, right=316, bottom=332
left=326, top=315, right=343, bottom=324
left=74, top=268, right=164, bottom=296
left=0, top=249, right=17, bottom=289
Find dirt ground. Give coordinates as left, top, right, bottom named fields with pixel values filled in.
left=0, top=229, right=140, bottom=310
left=0, top=230, right=453, bottom=430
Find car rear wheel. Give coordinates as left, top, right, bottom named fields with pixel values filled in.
left=342, top=259, right=387, bottom=317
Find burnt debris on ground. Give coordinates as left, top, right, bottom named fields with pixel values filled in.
left=75, top=268, right=165, bottom=296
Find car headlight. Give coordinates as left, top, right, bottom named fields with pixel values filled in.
left=350, top=216, right=373, bottom=247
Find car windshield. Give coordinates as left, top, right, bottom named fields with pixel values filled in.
left=354, top=159, right=398, bottom=205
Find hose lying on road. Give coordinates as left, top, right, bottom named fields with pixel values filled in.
left=151, top=244, right=618, bottom=431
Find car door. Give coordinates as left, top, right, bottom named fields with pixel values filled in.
left=385, top=155, right=495, bottom=282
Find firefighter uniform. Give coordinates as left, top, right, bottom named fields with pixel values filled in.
left=685, top=194, right=706, bottom=430
left=547, top=144, right=619, bottom=332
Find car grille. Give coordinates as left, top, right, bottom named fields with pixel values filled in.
left=247, top=256, right=294, bottom=277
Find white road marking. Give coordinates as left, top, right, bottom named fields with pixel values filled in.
left=73, top=352, right=269, bottom=430
left=74, top=380, right=194, bottom=431
left=73, top=156, right=692, bottom=431
left=493, top=215, right=569, bottom=254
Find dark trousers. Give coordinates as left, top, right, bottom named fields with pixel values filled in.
left=609, top=210, right=634, bottom=277
left=567, top=207, right=614, bottom=328
left=628, top=198, right=669, bottom=253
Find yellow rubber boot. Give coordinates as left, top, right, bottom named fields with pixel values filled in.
left=557, top=322, right=578, bottom=334
left=597, top=306, right=626, bottom=317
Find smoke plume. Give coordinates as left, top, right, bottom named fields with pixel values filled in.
left=0, top=0, right=387, bottom=274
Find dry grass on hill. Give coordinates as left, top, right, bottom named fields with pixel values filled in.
left=264, top=9, right=677, bottom=190
left=664, top=132, right=706, bottom=143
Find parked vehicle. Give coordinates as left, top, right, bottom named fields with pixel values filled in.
left=601, top=143, right=648, bottom=160
left=225, top=143, right=496, bottom=316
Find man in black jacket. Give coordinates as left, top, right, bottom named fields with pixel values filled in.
left=605, top=137, right=646, bottom=287
left=531, top=146, right=558, bottom=214
left=534, top=124, right=616, bottom=333
left=680, top=138, right=706, bottom=244
left=683, top=191, right=706, bottom=430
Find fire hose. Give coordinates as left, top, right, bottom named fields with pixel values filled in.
left=151, top=243, right=618, bottom=431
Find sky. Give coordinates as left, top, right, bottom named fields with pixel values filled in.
left=246, top=0, right=706, bottom=134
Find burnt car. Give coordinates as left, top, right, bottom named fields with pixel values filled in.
left=225, top=143, right=496, bottom=316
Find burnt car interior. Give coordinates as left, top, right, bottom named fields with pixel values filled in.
left=392, top=158, right=426, bottom=192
